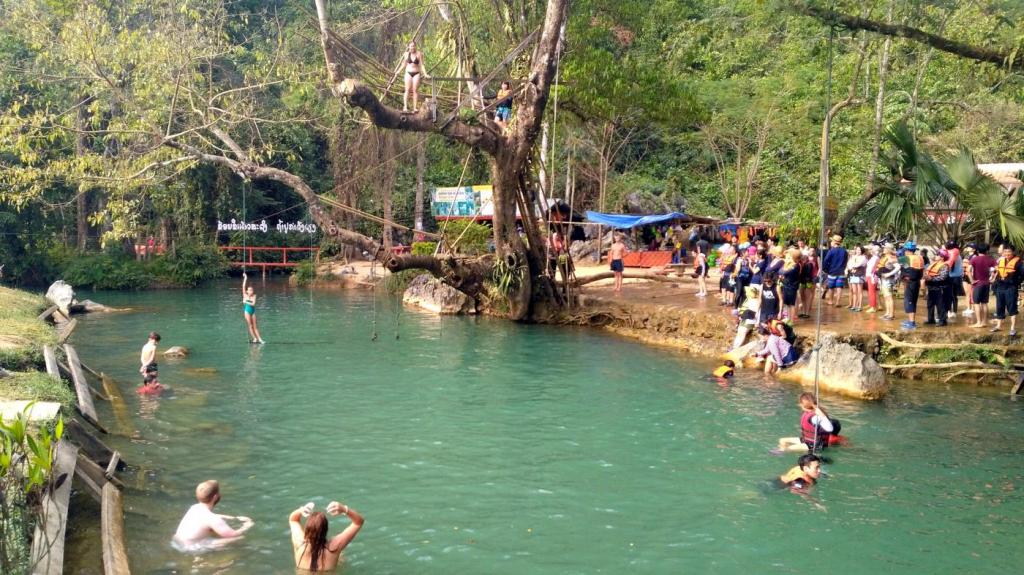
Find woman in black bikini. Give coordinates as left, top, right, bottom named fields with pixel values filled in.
left=404, top=41, right=425, bottom=112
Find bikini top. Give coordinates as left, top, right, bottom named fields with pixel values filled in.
left=407, top=52, right=420, bottom=65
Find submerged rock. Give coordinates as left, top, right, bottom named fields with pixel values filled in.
left=46, top=280, right=76, bottom=315
left=163, top=346, right=190, bottom=358
left=72, top=299, right=115, bottom=313
left=789, top=334, right=889, bottom=399
left=402, top=274, right=476, bottom=315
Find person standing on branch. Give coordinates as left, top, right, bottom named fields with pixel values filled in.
left=991, top=245, right=1023, bottom=336
left=403, top=41, right=426, bottom=113
left=242, top=272, right=265, bottom=344
left=494, top=80, right=513, bottom=132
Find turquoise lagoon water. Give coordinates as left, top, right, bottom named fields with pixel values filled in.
left=65, top=281, right=1024, bottom=574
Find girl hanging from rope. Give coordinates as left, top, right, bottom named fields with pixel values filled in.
left=403, top=40, right=426, bottom=112
left=242, top=272, right=265, bottom=344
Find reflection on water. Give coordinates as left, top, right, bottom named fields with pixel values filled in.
left=65, top=281, right=1024, bottom=574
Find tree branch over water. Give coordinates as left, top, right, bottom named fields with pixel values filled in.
left=795, top=2, right=1024, bottom=68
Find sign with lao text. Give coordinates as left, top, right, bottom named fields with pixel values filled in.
left=217, top=219, right=318, bottom=234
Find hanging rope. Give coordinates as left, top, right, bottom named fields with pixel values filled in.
left=242, top=179, right=249, bottom=273
left=810, top=16, right=838, bottom=456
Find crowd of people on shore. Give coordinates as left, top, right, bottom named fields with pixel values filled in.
left=684, top=233, right=1023, bottom=334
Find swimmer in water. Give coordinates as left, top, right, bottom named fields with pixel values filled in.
left=775, top=453, right=822, bottom=492
left=713, top=360, right=735, bottom=378
left=173, top=480, right=253, bottom=550
left=778, top=392, right=841, bottom=453
left=137, top=373, right=165, bottom=395
left=289, top=501, right=365, bottom=572
left=241, top=272, right=264, bottom=344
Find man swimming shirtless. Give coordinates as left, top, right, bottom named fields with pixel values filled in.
left=609, top=232, right=628, bottom=294
left=139, top=331, right=160, bottom=380
left=173, top=480, right=253, bottom=549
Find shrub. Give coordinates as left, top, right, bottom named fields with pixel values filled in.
left=63, top=254, right=152, bottom=290
left=384, top=269, right=421, bottom=294
left=411, top=241, right=437, bottom=256
left=148, top=243, right=229, bottom=287
left=293, top=260, right=317, bottom=286
left=441, top=220, right=492, bottom=255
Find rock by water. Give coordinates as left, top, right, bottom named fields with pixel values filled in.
left=164, top=346, right=190, bottom=358
left=789, top=334, right=889, bottom=399
left=402, top=274, right=476, bottom=315
left=45, top=280, right=76, bottom=315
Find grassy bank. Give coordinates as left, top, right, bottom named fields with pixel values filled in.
left=0, top=286, right=57, bottom=371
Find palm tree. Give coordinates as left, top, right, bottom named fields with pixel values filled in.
left=862, top=121, right=1024, bottom=247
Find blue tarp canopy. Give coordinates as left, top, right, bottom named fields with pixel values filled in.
left=584, top=211, right=687, bottom=229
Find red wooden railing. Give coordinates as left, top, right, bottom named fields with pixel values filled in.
left=219, top=246, right=321, bottom=270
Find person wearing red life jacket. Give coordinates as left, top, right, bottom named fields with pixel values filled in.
left=778, top=392, right=844, bottom=453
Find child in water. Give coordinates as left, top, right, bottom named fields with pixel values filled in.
left=713, top=360, right=735, bottom=378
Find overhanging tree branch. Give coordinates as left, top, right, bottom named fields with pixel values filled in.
left=795, top=2, right=1024, bottom=68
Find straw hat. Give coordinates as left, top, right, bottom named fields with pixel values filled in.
left=830, top=234, right=843, bottom=243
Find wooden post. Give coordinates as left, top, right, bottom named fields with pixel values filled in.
left=63, top=345, right=105, bottom=433
left=64, top=419, right=125, bottom=469
left=57, top=318, right=78, bottom=344
left=101, top=483, right=131, bottom=575
left=43, top=345, right=60, bottom=379
left=29, top=440, right=77, bottom=575
left=104, top=451, right=121, bottom=480
left=37, top=304, right=59, bottom=322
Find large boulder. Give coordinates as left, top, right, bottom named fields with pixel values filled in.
left=788, top=334, right=889, bottom=399
left=163, top=346, right=190, bottom=358
left=45, top=280, right=76, bottom=315
left=402, top=274, right=476, bottom=315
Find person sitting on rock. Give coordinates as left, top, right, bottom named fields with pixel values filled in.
left=778, top=392, right=843, bottom=453
left=753, top=325, right=797, bottom=375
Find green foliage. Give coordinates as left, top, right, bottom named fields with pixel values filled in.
left=0, top=286, right=57, bottom=370
left=293, top=260, right=317, bottom=286
left=62, top=254, right=151, bottom=290
left=383, top=269, right=421, bottom=294
left=411, top=241, right=437, bottom=256
left=443, top=221, right=492, bottom=255
left=147, top=243, right=229, bottom=287
left=0, top=372, right=75, bottom=410
left=0, top=404, right=64, bottom=573
left=915, top=346, right=1007, bottom=367
left=491, top=256, right=525, bottom=299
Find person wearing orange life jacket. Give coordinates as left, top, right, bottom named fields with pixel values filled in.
left=718, top=246, right=737, bottom=306
left=901, top=241, right=925, bottom=330
left=774, top=454, right=823, bottom=492
left=924, top=249, right=950, bottom=327
left=712, top=360, right=735, bottom=379
left=875, top=243, right=902, bottom=321
left=990, top=244, right=1023, bottom=336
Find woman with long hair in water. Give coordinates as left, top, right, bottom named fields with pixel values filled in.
left=289, top=501, right=364, bottom=572
left=241, top=272, right=265, bottom=344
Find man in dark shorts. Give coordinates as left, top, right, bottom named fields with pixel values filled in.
left=901, top=242, right=924, bottom=330
left=991, top=245, right=1022, bottom=336
left=967, top=243, right=996, bottom=328
left=140, top=331, right=161, bottom=380
left=609, top=233, right=627, bottom=294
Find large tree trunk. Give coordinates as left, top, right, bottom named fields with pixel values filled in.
left=75, top=96, right=90, bottom=250
left=414, top=132, right=426, bottom=236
